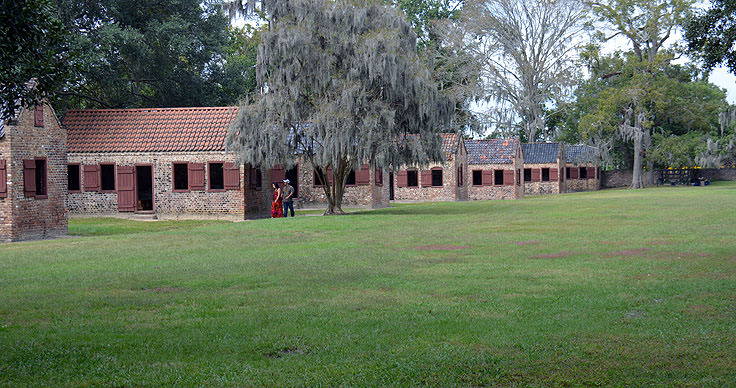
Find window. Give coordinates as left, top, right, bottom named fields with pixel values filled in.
left=457, top=166, right=463, bottom=186
left=68, top=164, right=80, bottom=192
left=375, top=168, right=383, bottom=185
left=209, top=162, right=224, bottom=190
left=100, top=164, right=115, bottom=191
left=472, top=170, right=483, bottom=186
left=431, top=169, right=443, bottom=187
left=517, top=169, right=521, bottom=186
left=542, top=168, right=550, bottom=182
left=565, top=167, right=571, bottom=179
left=314, top=168, right=326, bottom=186
left=346, top=169, right=356, bottom=186
left=524, top=168, right=532, bottom=182
left=494, top=169, right=504, bottom=185
left=173, top=163, right=189, bottom=191
left=579, top=166, right=588, bottom=179
left=35, top=159, right=47, bottom=197
left=34, top=105, right=44, bottom=127
left=407, top=170, right=418, bottom=187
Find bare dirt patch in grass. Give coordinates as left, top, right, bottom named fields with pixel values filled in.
left=513, top=240, right=541, bottom=246
left=607, top=248, right=651, bottom=257
left=414, top=244, right=468, bottom=251
left=531, top=251, right=570, bottom=259
left=685, top=304, right=715, bottom=316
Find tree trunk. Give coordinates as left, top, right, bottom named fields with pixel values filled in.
left=323, top=158, right=348, bottom=215
left=630, top=131, right=645, bottom=189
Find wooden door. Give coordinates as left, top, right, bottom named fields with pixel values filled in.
left=117, top=166, right=136, bottom=212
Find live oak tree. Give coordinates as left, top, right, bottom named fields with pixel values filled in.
left=587, top=0, right=693, bottom=188
left=226, top=0, right=453, bottom=215
left=450, top=0, right=589, bottom=141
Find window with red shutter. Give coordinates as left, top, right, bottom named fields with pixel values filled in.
left=326, top=167, right=334, bottom=185
left=431, top=168, right=443, bottom=187
left=35, top=159, right=48, bottom=198
left=517, top=169, right=521, bottom=186
left=0, top=160, right=6, bottom=198
left=550, top=168, right=559, bottom=181
left=24, top=160, right=36, bottom=197
left=68, top=164, right=81, bottom=193
left=531, top=168, right=541, bottom=182
left=482, top=170, right=493, bottom=186
left=587, top=167, right=595, bottom=180
left=172, top=162, right=189, bottom=192
left=472, top=170, right=482, bottom=186
left=397, top=170, right=408, bottom=187
left=224, top=162, right=240, bottom=190
left=356, top=164, right=370, bottom=186
left=208, top=162, right=225, bottom=191
left=570, top=166, right=579, bottom=179
left=493, top=169, right=504, bottom=185
left=188, top=163, right=205, bottom=191
left=271, top=165, right=286, bottom=183
left=34, top=105, right=44, bottom=127
left=457, top=165, right=463, bottom=186
left=503, top=169, right=514, bottom=186
left=345, top=169, right=356, bottom=186
left=579, top=166, right=588, bottom=179
left=84, top=164, right=100, bottom=192
left=100, top=163, right=116, bottom=192
left=541, top=168, right=550, bottom=182
left=374, top=167, right=383, bottom=186
left=421, top=170, right=432, bottom=187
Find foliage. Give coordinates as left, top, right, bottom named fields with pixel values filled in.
left=52, top=0, right=257, bottom=113
left=450, top=0, right=589, bottom=142
left=227, top=0, right=453, bottom=215
left=4, top=186, right=736, bottom=386
left=684, top=0, right=736, bottom=74
left=0, top=0, right=72, bottom=120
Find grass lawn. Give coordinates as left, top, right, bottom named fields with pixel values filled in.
left=1, top=183, right=735, bottom=387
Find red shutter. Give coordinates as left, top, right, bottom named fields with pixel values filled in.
left=587, top=167, right=595, bottom=180
left=374, top=168, right=383, bottom=185
left=397, top=170, right=408, bottom=187
left=531, top=168, right=541, bottom=182
left=504, top=169, right=515, bottom=186
left=224, top=162, right=240, bottom=190
left=249, top=166, right=257, bottom=187
left=189, top=163, right=205, bottom=190
left=34, top=105, right=44, bottom=127
left=117, top=166, right=135, bottom=212
left=421, top=170, right=432, bottom=187
left=23, top=160, right=36, bottom=197
left=570, top=166, right=579, bottom=179
left=326, top=167, right=334, bottom=185
left=271, top=165, right=286, bottom=183
left=0, top=160, right=6, bottom=198
left=84, top=164, right=100, bottom=192
left=550, top=168, right=559, bottom=181
left=482, top=170, right=492, bottom=186
left=356, top=164, right=370, bottom=186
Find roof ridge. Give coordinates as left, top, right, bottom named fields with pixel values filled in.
left=65, top=106, right=238, bottom=114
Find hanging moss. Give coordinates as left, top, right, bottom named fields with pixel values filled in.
left=227, top=0, right=453, bottom=214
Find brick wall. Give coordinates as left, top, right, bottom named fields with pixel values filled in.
left=565, top=164, right=600, bottom=192
left=392, top=162, right=464, bottom=202
left=601, top=169, right=632, bottom=188
left=296, top=159, right=389, bottom=209
left=523, top=163, right=564, bottom=195
left=67, top=152, right=271, bottom=219
left=1, top=102, right=68, bottom=241
left=467, top=162, right=522, bottom=200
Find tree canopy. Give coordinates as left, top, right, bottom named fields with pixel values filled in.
left=52, top=0, right=257, bottom=113
left=227, top=0, right=453, bottom=214
left=685, top=0, right=736, bottom=74
left=0, top=0, right=72, bottom=120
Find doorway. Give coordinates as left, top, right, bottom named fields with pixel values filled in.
left=286, top=165, right=299, bottom=198
left=136, top=165, right=154, bottom=211
left=389, top=171, right=394, bottom=200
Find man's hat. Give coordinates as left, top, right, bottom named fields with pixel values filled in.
left=283, top=179, right=290, bottom=183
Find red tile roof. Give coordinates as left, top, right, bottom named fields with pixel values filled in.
left=440, top=133, right=460, bottom=158
left=64, top=106, right=239, bottom=153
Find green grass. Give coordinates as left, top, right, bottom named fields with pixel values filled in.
left=2, top=183, right=736, bottom=387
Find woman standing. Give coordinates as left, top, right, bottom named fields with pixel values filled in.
left=271, top=182, right=284, bottom=218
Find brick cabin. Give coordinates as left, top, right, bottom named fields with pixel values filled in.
left=292, top=159, right=390, bottom=209
left=0, top=99, right=68, bottom=241
left=63, top=107, right=272, bottom=219
left=391, top=133, right=469, bottom=202
left=521, top=142, right=566, bottom=195
left=564, top=145, right=601, bottom=192
left=465, top=138, right=524, bottom=200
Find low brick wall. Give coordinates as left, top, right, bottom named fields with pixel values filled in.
left=467, top=162, right=523, bottom=200
left=601, top=169, right=632, bottom=188
left=697, top=168, right=736, bottom=181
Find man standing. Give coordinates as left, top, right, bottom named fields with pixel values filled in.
left=282, top=179, right=295, bottom=217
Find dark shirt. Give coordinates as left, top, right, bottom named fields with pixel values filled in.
left=282, top=184, right=294, bottom=202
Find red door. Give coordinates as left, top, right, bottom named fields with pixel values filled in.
left=117, top=166, right=136, bottom=212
